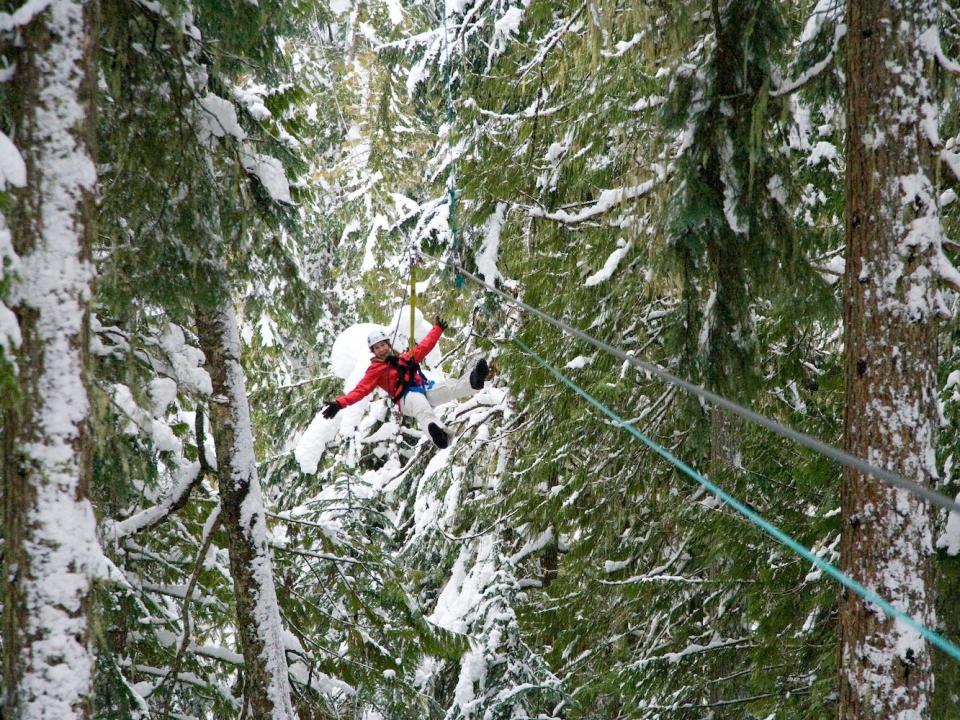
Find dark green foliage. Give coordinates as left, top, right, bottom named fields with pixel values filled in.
left=3, top=0, right=954, bottom=716
left=318, top=0, right=919, bottom=718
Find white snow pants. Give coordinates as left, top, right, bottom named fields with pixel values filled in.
left=398, top=372, right=477, bottom=433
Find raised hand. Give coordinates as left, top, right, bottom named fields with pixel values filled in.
left=322, top=400, right=341, bottom=419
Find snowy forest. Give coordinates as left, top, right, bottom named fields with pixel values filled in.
left=3, top=0, right=960, bottom=718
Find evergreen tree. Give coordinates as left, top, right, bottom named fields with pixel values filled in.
left=197, top=300, right=296, bottom=718
left=3, top=0, right=960, bottom=717
left=839, top=0, right=957, bottom=715
left=1, top=2, right=101, bottom=717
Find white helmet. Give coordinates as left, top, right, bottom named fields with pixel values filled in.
left=367, top=328, right=391, bottom=348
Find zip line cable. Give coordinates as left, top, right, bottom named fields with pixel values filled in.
left=428, top=0, right=960, bottom=667
left=421, top=251, right=960, bottom=518
left=510, top=336, right=960, bottom=662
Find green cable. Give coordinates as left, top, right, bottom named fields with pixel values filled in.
left=511, top=336, right=960, bottom=663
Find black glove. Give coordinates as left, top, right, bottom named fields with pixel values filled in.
left=434, top=316, right=448, bottom=331
left=322, top=400, right=341, bottom=419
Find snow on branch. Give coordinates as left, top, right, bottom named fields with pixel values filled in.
left=0, top=130, right=27, bottom=190
left=627, top=636, right=753, bottom=668
left=919, top=25, right=960, bottom=75
left=0, top=0, right=55, bottom=33
left=463, top=93, right=564, bottom=121
left=458, top=0, right=493, bottom=46
left=934, top=245, right=960, bottom=295
left=601, top=29, right=648, bottom=59
left=517, top=3, right=587, bottom=79
left=585, top=240, right=633, bottom=287
left=373, top=28, right=441, bottom=52
left=156, top=504, right=222, bottom=717
left=488, top=4, right=528, bottom=69
left=106, top=461, right=203, bottom=540
left=526, top=182, right=656, bottom=224
left=0, top=213, right=19, bottom=357
left=241, top=146, right=292, bottom=204
left=772, top=21, right=846, bottom=97
left=938, top=493, right=960, bottom=555
left=135, top=664, right=238, bottom=708
left=943, top=148, right=960, bottom=182
left=509, top=528, right=554, bottom=565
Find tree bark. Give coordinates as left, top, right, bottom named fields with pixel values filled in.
left=840, top=1, right=943, bottom=716
left=2, top=2, right=100, bottom=718
left=195, top=300, right=295, bottom=720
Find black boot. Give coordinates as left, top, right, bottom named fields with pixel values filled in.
left=428, top=422, right=450, bottom=448
left=470, top=358, right=489, bottom=390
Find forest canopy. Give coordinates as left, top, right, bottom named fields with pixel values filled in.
left=2, top=0, right=960, bottom=718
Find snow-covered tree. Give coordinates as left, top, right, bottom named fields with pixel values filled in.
left=4, top=0, right=960, bottom=717
left=838, top=0, right=960, bottom=716
left=1, top=1, right=101, bottom=717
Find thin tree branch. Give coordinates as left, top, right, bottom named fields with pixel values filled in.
left=155, top=504, right=222, bottom=714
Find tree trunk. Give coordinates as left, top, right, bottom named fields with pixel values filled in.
left=709, top=406, right=742, bottom=472
left=840, top=1, right=942, bottom=716
left=703, top=0, right=756, bottom=466
left=2, top=2, right=100, bottom=718
left=195, top=300, right=295, bottom=720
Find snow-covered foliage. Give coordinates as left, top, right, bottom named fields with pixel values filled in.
left=298, top=0, right=958, bottom=717
left=4, top=0, right=960, bottom=717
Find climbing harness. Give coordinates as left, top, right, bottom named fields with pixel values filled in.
left=385, top=354, right=430, bottom=403
left=405, top=379, right=436, bottom=397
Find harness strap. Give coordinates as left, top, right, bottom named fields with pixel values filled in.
left=387, top=354, right=427, bottom=403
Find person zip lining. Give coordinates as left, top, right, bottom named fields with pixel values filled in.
left=321, top=317, right=490, bottom=448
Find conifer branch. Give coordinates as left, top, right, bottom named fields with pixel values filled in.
left=433, top=507, right=524, bottom=542
left=107, top=408, right=212, bottom=540
left=135, top=663, right=238, bottom=706
left=771, top=20, right=846, bottom=98
left=517, top=3, right=588, bottom=79
left=156, top=504, right=223, bottom=716
left=938, top=267, right=960, bottom=294
left=269, top=543, right=373, bottom=566
left=643, top=689, right=807, bottom=711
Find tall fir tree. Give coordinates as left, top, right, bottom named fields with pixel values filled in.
left=1, top=1, right=102, bottom=717
left=839, top=0, right=958, bottom=716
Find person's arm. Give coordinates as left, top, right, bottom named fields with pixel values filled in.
left=336, top=365, right=380, bottom=407
left=410, top=321, right=444, bottom=363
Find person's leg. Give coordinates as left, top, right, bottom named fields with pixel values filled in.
left=399, top=391, right=440, bottom=430
left=426, top=359, right=489, bottom=406
left=424, top=373, right=474, bottom=406
left=399, top=391, right=450, bottom=448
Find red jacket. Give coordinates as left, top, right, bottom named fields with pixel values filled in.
left=336, top=324, right=444, bottom=407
